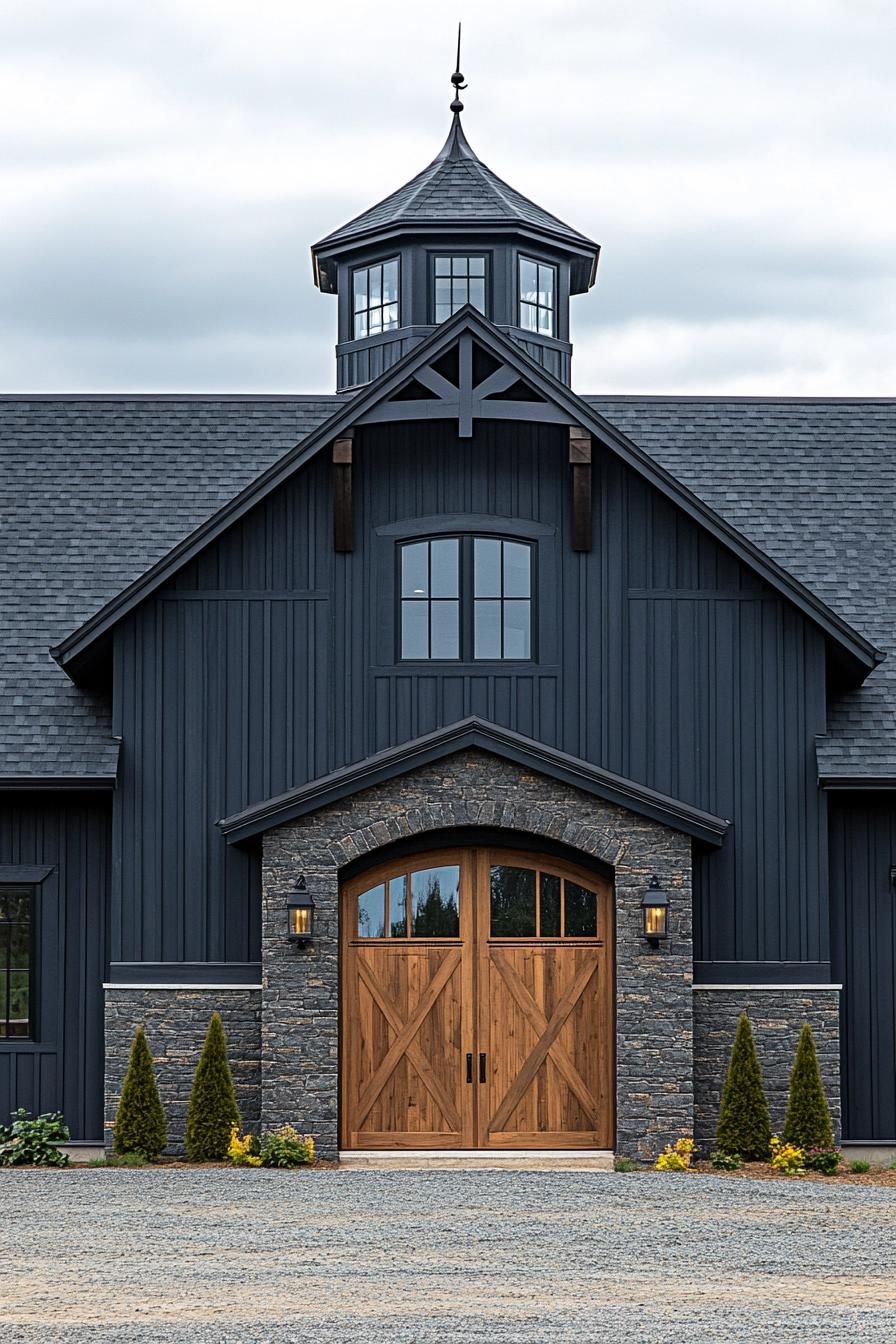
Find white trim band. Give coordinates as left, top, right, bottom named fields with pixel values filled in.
left=103, top=982, right=262, bottom=991
left=693, top=983, right=841, bottom=992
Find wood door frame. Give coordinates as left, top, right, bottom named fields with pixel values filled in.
left=339, top=844, right=615, bottom=1150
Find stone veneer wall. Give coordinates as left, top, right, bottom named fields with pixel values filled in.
left=104, top=989, right=261, bottom=1152
left=693, top=989, right=841, bottom=1147
left=261, top=747, right=695, bottom=1161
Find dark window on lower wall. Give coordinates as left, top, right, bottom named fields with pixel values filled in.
left=0, top=885, right=32, bottom=1039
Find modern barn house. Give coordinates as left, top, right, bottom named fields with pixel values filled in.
left=2, top=80, right=895, bottom=1160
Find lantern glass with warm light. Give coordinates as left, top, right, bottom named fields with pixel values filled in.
left=287, top=878, right=315, bottom=943
left=640, top=877, right=669, bottom=945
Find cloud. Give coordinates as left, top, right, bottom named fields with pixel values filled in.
left=0, top=0, right=894, bottom=393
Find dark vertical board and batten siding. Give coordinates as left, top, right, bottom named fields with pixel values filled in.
left=829, top=797, right=896, bottom=1140
left=0, top=795, right=109, bottom=1139
left=113, top=453, right=332, bottom=964
left=112, top=418, right=829, bottom=971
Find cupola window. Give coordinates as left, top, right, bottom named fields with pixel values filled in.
left=399, top=537, right=533, bottom=662
left=433, top=255, right=487, bottom=322
left=519, top=257, right=556, bottom=336
left=353, top=258, right=399, bottom=339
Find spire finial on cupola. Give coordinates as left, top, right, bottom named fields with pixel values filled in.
left=450, top=22, right=467, bottom=114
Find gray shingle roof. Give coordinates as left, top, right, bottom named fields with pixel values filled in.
left=2, top=392, right=894, bottom=781
left=0, top=396, right=337, bottom=780
left=312, top=114, right=598, bottom=264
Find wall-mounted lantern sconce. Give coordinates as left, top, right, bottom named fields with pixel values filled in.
left=641, top=876, right=669, bottom=946
left=287, top=875, right=315, bottom=945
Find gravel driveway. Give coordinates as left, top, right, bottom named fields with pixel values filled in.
left=4, top=1168, right=896, bottom=1342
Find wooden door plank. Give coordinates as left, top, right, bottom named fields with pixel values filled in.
left=487, top=953, right=598, bottom=1135
left=355, top=951, right=463, bottom=1129
left=491, top=948, right=601, bottom=1126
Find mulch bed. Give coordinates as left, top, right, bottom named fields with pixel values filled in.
left=689, top=1160, right=896, bottom=1187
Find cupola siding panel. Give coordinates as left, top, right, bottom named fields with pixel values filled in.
left=110, top=417, right=828, bottom=970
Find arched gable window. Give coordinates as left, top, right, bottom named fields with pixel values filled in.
left=399, top=536, right=532, bottom=662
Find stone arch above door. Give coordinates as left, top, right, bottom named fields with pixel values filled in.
left=260, top=747, right=695, bottom=1160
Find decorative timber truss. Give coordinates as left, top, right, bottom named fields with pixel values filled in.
left=356, top=331, right=573, bottom=436
left=332, top=330, right=593, bottom=554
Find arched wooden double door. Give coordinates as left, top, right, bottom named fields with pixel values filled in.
left=341, top=848, right=614, bottom=1150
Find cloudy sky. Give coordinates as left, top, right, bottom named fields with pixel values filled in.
left=1, top=0, right=894, bottom=394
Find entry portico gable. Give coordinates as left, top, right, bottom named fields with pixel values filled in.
left=256, top=744, right=699, bottom=1161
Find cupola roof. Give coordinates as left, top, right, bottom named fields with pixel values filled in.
left=312, top=111, right=600, bottom=295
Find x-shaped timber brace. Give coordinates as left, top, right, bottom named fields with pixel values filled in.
left=331, top=335, right=593, bottom=551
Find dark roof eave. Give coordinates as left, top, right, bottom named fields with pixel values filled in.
left=312, top=223, right=600, bottom=293
left=217, top=717, right=731, bottom=846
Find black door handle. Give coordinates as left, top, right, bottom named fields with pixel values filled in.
left=479, top=1052, right=486, bottom=1084
left=466, top=1052, right=473, bottom=1084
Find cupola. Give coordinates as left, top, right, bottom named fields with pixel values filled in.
left=311, top=48, right=600, bottom=393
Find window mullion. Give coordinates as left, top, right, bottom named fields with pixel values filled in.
left=427, top=541, right=433, bottom=659
left=462, top=536, right=472, bottom=660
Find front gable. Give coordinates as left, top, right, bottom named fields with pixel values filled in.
left=50, top=307, right=881, bottom=687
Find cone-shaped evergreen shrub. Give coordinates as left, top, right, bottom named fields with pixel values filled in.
left=715, top=1012, right=772, bottom=1160
left=113, top=1026, right=167, bottom=1159
left=185, top=1012, right=241, bottom=1161
left=782, top=1022, right=833, bottom=1149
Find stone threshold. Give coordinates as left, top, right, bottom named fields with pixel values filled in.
left=59, top=1142, right=105, bottom=1159
left=338, top=1149, right=615, bottom=1170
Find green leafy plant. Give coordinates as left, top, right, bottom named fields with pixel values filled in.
left=803, top=1147, right=841, bottom=1176
left=710, top=1150, right=742, bottom=1171
left=655, top=1137, right=695, bottom=1171
left=613, top=1156, right=638, bottom=1172
left=0, top=1109, right=70, bottom=1167
left=259, top=1125, right=314, bottom=1168
left=770, top=1136, right=805, bottom=1174
left=848, top=1158, right=871, bottom=1174
left=715, top=1013, right=772, bottom=1161
left=185, top=1012, right=241, bottom=1162
left=113, top=1026, right=167, bottom=1160
left=782, top=1023, right=833, bottom=1150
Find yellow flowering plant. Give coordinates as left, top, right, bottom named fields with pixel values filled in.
left=654, top=1137, right=695, bottom=1171
left=228, top=1126, right=262, bottom=1167
left=227, top=1123, right=315, bottom=1168
left=769, top=1135, right=805, bottom=1175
